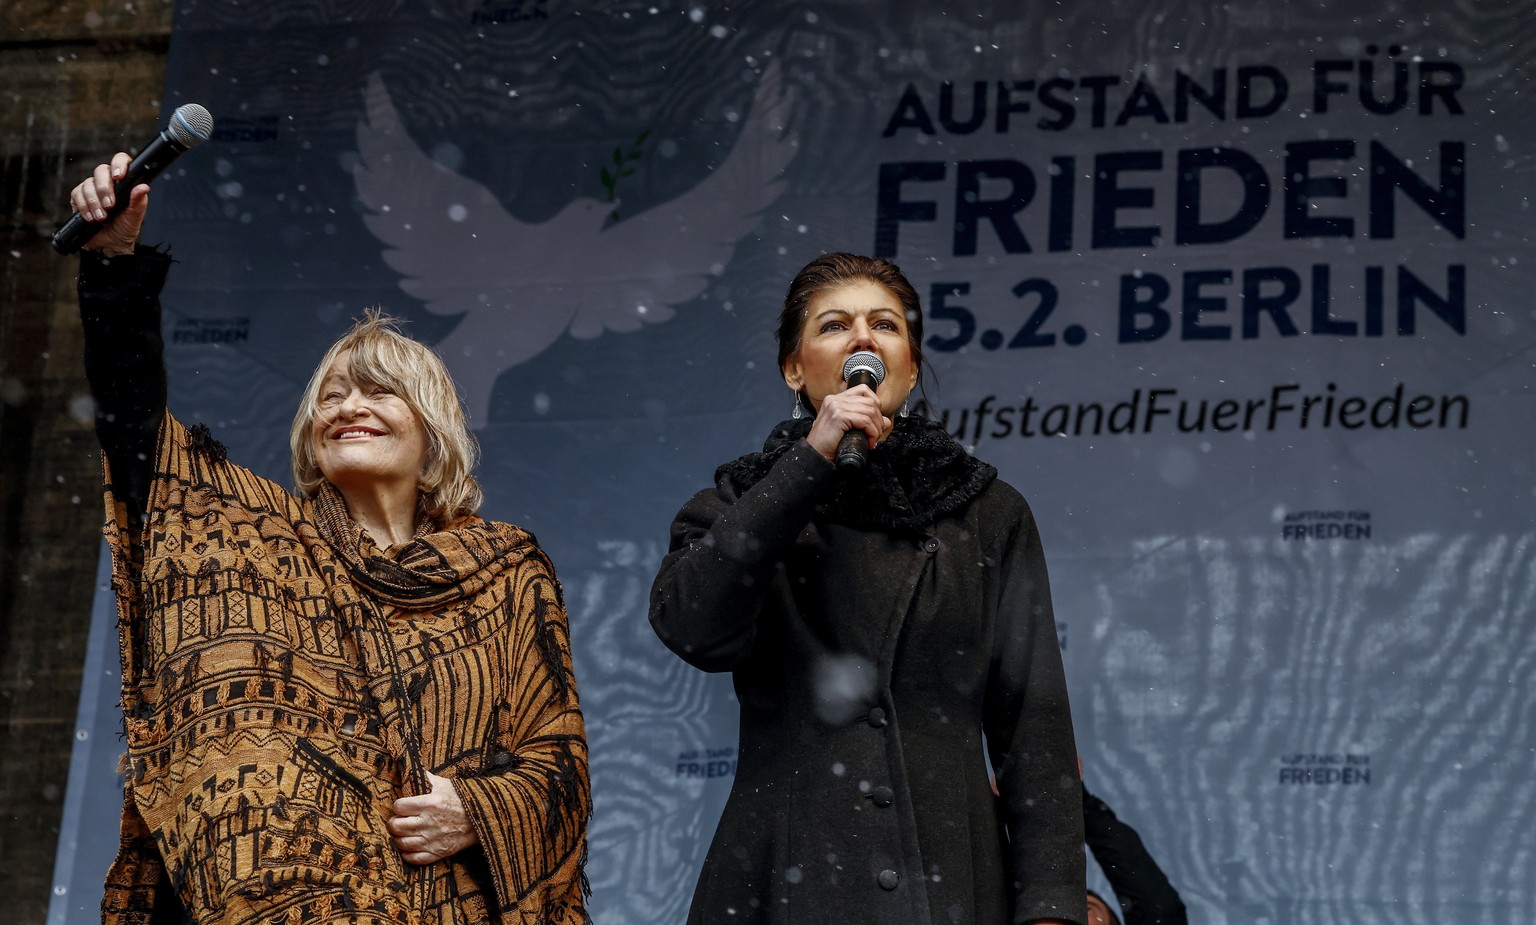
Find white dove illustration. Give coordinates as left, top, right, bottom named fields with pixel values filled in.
left=352, top=63, right=799, bottom=423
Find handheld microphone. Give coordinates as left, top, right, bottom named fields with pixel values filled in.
left=835, top=351, right=886, bottom=470
left=52, top=103, right=215, bottom=255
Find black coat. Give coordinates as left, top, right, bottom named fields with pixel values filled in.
left=650, top=419, right=1085, bottom=925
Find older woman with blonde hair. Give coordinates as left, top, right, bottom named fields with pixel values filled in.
left=288, top=312, right=486, bottom=540
left=70, top=153, right=589, bottom=925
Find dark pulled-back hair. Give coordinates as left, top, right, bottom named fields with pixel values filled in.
left=776, top=252, right=927, bottom=388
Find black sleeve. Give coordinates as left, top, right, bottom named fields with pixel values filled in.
left=648, top=440, right=836, bottom=671
left=78, top=245, right=172, bottom=523
left=1083, top=785, right=1188, bottom=925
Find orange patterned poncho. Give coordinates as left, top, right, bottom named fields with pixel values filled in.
left=101, top=415, right=589, bottom=925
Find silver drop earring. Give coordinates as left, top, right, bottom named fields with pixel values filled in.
left=899, top=398, right=911, bottom=418
left=791, top=392, right=804, bottom=420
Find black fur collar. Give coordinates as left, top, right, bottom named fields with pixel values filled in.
left=717, top=414, right=997, bottom=532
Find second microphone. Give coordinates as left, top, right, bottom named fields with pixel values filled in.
left=835, top=351, right=887, bottom=470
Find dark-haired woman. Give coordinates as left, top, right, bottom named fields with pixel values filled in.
left=649, top=253, right=1085, bottom=924
left=70, top=154, right=589, bottom=925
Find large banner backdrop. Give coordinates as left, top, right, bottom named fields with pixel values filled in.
left=51, top=2, right=1534, bottom=923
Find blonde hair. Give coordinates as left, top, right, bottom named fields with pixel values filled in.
left=290, top=311, right=482, bottom=524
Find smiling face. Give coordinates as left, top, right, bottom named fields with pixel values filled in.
left=308, top=349, right=430, bottom=498
left=781, top=279, right=919, bottom=418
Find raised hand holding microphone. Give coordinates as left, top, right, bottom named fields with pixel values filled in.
left=53, top=102, right=213, bottom=254
left=66, top=152, right=153, bottom=256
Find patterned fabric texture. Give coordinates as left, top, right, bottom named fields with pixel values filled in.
left=101, top=415, right=589, bottom=925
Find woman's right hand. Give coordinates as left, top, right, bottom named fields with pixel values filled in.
left=69, top=152, right=150, bottom=256
left=804, top=385, right=892, bottom=462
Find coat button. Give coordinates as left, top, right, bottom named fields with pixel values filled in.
left=877, top=869, right=900, bottom=890
left=870, top=785, right=894, bottom=807
left=922, top=537, right=940, bottom=553
left=866, top=707, right=887, bottom=728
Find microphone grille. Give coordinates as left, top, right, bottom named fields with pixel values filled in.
left=166, top=103, right=215, bottom=147
left=842, top=351, right=886, bottom=388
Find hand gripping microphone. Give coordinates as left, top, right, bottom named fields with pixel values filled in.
left=52, top=103, right=216, bottom=255
left=835, top=351, right=886, bottom=470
